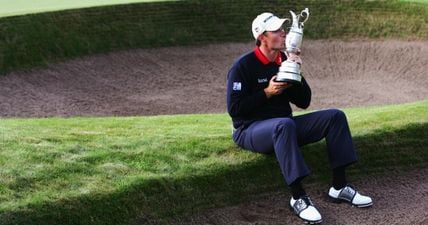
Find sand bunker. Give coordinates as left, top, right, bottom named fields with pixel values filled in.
left=0, top=40, right=427, bottom=117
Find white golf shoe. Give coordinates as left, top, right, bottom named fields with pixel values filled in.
left=328, top=185, right=373, bottom=208
left=289, top=195, right=322, bottom=224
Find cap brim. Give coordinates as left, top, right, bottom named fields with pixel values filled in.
left=265, top=18, right=286, bottom=31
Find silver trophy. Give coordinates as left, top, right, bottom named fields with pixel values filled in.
left=276, top=8, right=310, bottom=84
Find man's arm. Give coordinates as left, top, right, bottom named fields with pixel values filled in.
left=287, top=76, right=311, bottom=109
left=227, top=65, right=268, bottom=117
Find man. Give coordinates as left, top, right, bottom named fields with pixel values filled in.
left=226, top=12, right=373, bottom=224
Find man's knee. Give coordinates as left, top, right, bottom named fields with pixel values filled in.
left=274, top=118, right=296, bottom=133
left=326, top=108, right=347, bottom=121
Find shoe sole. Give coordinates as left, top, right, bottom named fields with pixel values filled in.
left=327, top=194, right=373, bottom=208
left=288, top=205, right=323, bottom=224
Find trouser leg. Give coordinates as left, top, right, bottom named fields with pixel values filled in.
left=232, top=108, right=357, bottom=185
left=293, top=108, right=357, bottom=169
left=233, top=117, right=310, bottom=185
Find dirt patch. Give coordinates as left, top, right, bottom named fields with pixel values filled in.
left=0, top=40, right=427, bottom=117
left=171, top=167, right=428, bottom=225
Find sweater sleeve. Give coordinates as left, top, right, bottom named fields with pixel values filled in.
left=227, top=63, right=268, bottom=117
left=287, top=75, right=311, bottom=109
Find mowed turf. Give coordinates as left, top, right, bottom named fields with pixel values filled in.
left=0, top=0, right=175, bottom=18
left=1, top=0, right=427, bottom=74
left=0, top=100, right=427, bottom=225
left=1, top=0, right=426, bottom=18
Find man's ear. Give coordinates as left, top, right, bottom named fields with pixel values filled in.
left=258, top=34, right=266, bottom=44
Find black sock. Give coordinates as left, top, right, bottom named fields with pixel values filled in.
left=332, top=165, right=347, bottom=190
left=290, top=177, right=306, bottom=199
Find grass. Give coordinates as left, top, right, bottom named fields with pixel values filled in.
left=1, top=0, right=423, bottom=18
left=0, top=100, right=427, bottom=225
left=0, top=0, right=177, bottom=18
left=0, top=0, right=427, bottom=74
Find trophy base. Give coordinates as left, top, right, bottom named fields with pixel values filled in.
left=274, top=78, right=301, bottom=85
left=275, top=73, right=302, bottom=84
left=277, top=59, right=302, bottom=84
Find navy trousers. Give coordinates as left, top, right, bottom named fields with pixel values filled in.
left=232, top=109, right=357, bottom=185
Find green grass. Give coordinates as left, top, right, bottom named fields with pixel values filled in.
left=0, top=0, right=427, bottom=74
left=0, top=100, right=427, bottom=225
left=0, top=0, right=177, bottom=18
left=0, top=0, right=425, bottom=18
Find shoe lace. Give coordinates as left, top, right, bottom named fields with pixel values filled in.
left=343, top=185, right=356, bottom=196
left=295, top=196, right=313, bottom=211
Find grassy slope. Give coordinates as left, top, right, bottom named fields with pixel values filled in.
left=0, top=0, right=427, bottom=74
left=0, top=100, right=427, bottom=225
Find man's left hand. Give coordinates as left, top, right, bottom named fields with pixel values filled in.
left=285, top=48, right=302, bottom=65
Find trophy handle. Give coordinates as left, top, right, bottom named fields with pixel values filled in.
left=300, top=8, right=310, bottom=26
left=289, top=10, right=299, bottom=29
left=284, top=18, right=292, bottom=26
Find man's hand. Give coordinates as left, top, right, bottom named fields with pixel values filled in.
left=285, top=48, right=302, bottom=65
left=264, top=75, right=292, bottom=99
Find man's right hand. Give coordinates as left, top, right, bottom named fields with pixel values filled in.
left=264, top=75, right=292, bottom=99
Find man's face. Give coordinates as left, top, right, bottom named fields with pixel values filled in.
left=262, top=27, right=286, bottom=50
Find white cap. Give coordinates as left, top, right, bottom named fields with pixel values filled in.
left=252, top=12, right=286, bottom=40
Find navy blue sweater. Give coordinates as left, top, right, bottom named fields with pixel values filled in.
left=227, top=47, right=311, bottom=129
